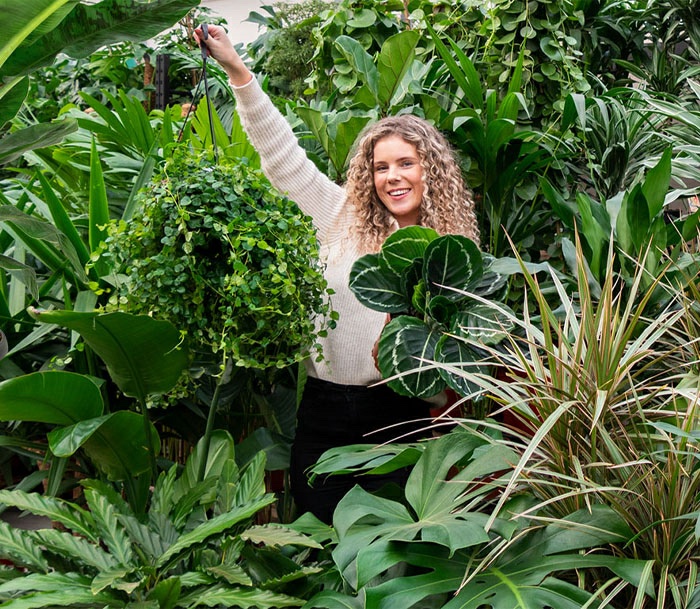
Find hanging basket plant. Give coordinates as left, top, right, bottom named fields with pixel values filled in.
left=105, top=148, right=334, bottom=370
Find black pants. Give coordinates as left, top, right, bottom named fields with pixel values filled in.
left=289, top=376, right=431, bottom=524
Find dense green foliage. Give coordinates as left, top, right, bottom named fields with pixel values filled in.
left=1, top=0, right=700, bottom=607
left=105, top=149, right=334, bottom=370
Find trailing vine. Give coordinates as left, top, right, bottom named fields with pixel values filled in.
left=104, top=148, right=335, bottom=371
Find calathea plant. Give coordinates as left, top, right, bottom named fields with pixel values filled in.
left=349, top=226, right=516, bottom=399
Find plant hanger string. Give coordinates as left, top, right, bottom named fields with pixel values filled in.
left=178, top=23, right=218, bottom=163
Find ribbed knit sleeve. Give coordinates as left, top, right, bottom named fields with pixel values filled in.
left=230, top=78, right=349, bottom=244
left=229, top=76, right=387, bottom=386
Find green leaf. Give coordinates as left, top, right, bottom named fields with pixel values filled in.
left=379, top=226, right=438, bottom=274
left=434, top=335, right=484, bottom=396
left=88, top=137, right=110, bottom=262
left=349, top=254, right=408, bottom=313
left=1, top=0, right=199, bottom=78
left=0, top=119, right=78, bottom=165
left=0, top=370, right=103, bottom=425
left=0, top=489, right=96, bottom=542
left=331, top=431, right=516, bottom=593
left=641, top=147, right=672, bottom=220
left=0, top=203, right=87, bottom=284
left=377, top=316, right=445, bottom=398
left=425, top=22, right=482, bottom=111
left=180, top=586, right=304, bottom=608
left=303, top=590, right=363, bottom=609
left=454, top=303, right=515, bottom=345
left=620, top=184, right=649, bottom=253
left=156, top=496, right=276, bottom=567
left=346, top=8, right=376, bottom=28
left=241, top=524, right=323, bottom=549
left=0, top=254, right=38, bottom=300
left=147, top=577, right=182, bottom=609
left=0, top=0, right=77, bottom=69
left=34, top=527, right=119, bottom=571
left=83, top=487, right=135, bottom=566
left=423, top=235, right=483, bottom=301
left=44, top=411, right=159, bottom=480
left=377, top=30, right=420, bottom=108
left=542, top=504, right=633, bottom=554
left=0, top=521, right=49, bottom=572
left=35, top=171, right=91, bottom=270
left=27, top=309, right=189, bottom=399
left=335, top=36, right=378, bottom=102
left=0, top=76, right=28, bottom=127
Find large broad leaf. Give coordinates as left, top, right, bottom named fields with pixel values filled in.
left=376, top=315, right=445, bottom=398
left=349, top=253, right=408, bottom=313
left=1, top=0, right=199, bottom=78
left=0, top=0, right=77, bottom=68
left=332, top=431, right=518, bottom=590
left=379, top=225, right=438, bottom=274
left=49, top=410, right=160, bottom=480
left=0, top=119, right=78, bottom=165
left=296, top=106, right=371, bottom=179
left=28, top=309, right=189, bottom=399
left=423, top=235, right=483, bottom=301
left=376, top=30, right=420, bottom=108
left=0, top=76, right=28, bottom=127
left=0, top=370, right=103, bottom=425
left=443, top=508, right=648, bottom=609
left=335, top=35, right=379, bottom=102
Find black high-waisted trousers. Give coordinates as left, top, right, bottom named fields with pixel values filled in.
left=289, top=375, right=431, bottom=524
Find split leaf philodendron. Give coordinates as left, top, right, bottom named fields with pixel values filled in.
left=349, top=226, right=516, bottom=399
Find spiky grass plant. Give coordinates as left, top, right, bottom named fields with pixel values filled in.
left=440, top=238, right=700, bottom=608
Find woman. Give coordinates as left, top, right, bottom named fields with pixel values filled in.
left=195, top=25, right=480, bottom=523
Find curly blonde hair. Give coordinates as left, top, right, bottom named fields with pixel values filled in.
left=345, top=114, right=480, bottom=253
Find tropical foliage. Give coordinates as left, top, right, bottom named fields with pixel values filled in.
left=1, top=0, right=700, bottom=608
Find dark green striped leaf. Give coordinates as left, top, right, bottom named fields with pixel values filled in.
left=377, top=316, right=445, bottom=398
left=349, top=254, right=408, bottom=313
left=380, top=226, right=438, bottom=273
left=423, top=235, right=483, bottom=300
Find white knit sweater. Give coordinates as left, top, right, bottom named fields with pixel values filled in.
left=231, top=77, right=390, bottom=385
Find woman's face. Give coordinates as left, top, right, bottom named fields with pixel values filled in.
left=372, top=135, right=424, bottom=227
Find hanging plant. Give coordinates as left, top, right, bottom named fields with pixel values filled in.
left=105, top=148, right=334, bottom=370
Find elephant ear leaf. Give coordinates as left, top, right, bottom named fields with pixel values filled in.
left=423, top=235, right=483, bottom=301
left=377, top=316, right=445, bottom=398
left=350, top=253, right=408, bottom=313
